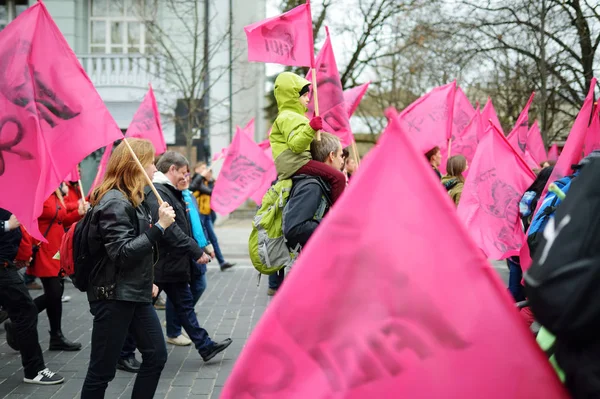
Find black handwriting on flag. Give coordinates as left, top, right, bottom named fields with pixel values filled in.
left=0, top=118, right=34, bottom=176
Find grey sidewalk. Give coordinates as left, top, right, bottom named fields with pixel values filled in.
left=0, top=219, right=266, bottom=399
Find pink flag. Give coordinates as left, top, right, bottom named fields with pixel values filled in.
left=506, top=93, right=535, bottom=156
left=125, top=84, right=167, bottom=155
left=211, top=127, right=276, bottom=213
left=243, top=118, right=255, bottom=139
left=583, top=106, right=600, bottom=156
left=343, top=82, right=370, bottom=117
left=452, top=88, right=476, bottom=138
left=87, top=144, right=114, bottom=197
left=0, top=3, right=123, bottom=240
left=258, top=138, right=273, bottom=161
left=548, top=144, right=559, bottom=161
left=64, top=166, right=80, bottom=183
left=521, top=79, right=596, bottom=271
left=306, top=27, right=353, bottom=147
left=527, top=121, right=547, bottom=165
left=212, top=147, right=228, bottom=163
left=481, top=97, right=503, bottom=138
left=221, top=110, right=566, bottom=399
left=451, top=106, right=482, bottom=165
left=457, top=124, right=536, bottom=260
left=244, top=2, right=314, bottom=67
left=398, top=81, right=456, bottom=173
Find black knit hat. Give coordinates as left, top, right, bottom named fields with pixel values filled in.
left=299, top=84, right=311, bottom=97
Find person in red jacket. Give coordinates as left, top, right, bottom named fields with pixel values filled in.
left=24, top=186, right=84, bottom=351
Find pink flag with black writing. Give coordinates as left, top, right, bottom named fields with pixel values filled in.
left=398, top=81, right=456, bottom=173
left=211, top=127, right=276, bottom=213
left=306, top=27, right=353, bottom=147
left=548, top=144, right=559, bottom=161
left=583, top=106, right=600, bottom=156
left=506, top=93, right=534, bottom=156
left=125, top=84, right=167, bottom=155
left=87, top=144, right=114, bottom=197
left=0, top=3, right=123, bottom=240
left=521, top=78, right=596, bottom=271
left=221, top=109, right=566, bottom=399
left=527, top=121, right=547, bottom=165
left=343, top=82, right=370, bottom=117
left=481, top=97, right=502, bottom=138
left=244, top=1, right=314, bottom=67
left=452, top=88, right=476, bottom=139
left=457, top=124, right=536, bottom=260
left=451, top=106, right=482, bottom=165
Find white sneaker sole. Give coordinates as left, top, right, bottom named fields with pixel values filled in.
left=166, top=338, right=192, bottom=346
left=23, top=377, right=65, bottom=385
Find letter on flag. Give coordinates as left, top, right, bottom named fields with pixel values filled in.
left=221, top=110, right=566, bottom=399
left=306, top=27, right=353, bottom=147
left=244, top=2, right=314, bottom=67
left=125, top=84, right=167, bottom=155
left=527, top=121, right=547, bottom=165
left=211, top=127, right=276, bottom=213
left=343, top=82, right=370, bottom=117
left=457, top=125, right=536, bottom=260
left=0, top=3, right=123, bottom=240
left=451, top=106, right=482, bottom=165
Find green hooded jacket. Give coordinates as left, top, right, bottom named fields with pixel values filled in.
left=270, top=72, right=317, bottom=179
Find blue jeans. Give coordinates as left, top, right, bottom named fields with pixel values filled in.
left=201, top=214, right=225, bottom=265
left=157, top=282, right=213, bottom=353
left=166, top=264, right=207, bottom=338
left=81, top=300, right=167, bottom=399
left=507, top=258, right=525, bottom=302
left=268, top=269, right=285, bottom=290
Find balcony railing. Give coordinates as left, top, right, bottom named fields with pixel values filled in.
left=78, top=54, right=165, bottom=89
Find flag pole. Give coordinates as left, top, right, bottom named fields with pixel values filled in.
left=77, top=180, right=86, bottom=201
left=351, top=140, right=360, bottom=167
left=122, top=138, right=164, bottom=204
left=307, top=0, right=320, bottom=141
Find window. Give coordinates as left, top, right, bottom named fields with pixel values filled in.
left=89, top=0, right=155, bottom=54
left=0, top=0, right=28, bottom=31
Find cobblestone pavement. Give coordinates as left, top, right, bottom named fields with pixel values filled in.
left=0, top=218, right=512, bottom=399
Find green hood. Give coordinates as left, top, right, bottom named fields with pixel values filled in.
left=274, top=72, right=311, bottom=115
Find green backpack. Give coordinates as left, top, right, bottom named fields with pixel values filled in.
left=248, top=179, right=298, bottom=275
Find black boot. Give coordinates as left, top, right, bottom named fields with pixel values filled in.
left=49, top=331, right=82, bottom=351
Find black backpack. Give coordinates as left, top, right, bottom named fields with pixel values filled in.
left=524, top=157, right=600, bottom=397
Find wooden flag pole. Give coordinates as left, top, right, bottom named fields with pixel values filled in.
left=311, top=68, right=321, bottom=141
left=77, top=180, right=86, bottom=201
left=122, top=138, right=164, bottom=204
left=351, top=140, right=361, bottom=167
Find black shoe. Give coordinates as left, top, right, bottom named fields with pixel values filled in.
left=4, top=321, right=19, bottom=351
left=117, top=356, right=141, bottom=373
left=23, top=368, right=64, bottom=385
left=49, top=331, right=82, bottom=351
left=0, top=310, right=8, bottom=324
left=220, top=262, right=236, bottom=271
left=200, top=338, right=233, bottom=362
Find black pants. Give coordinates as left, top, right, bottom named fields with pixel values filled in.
left=33, top=276, right=64, bottom=333
left=81, top=300, right=167, bottom=399
left=0, top=266, right=46, bottom=379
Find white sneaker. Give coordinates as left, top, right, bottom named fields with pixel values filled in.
left=181, top=330, right=189, bottom=339
left=61, top=296, right=71, bottom=303
left=24, top=368, right=65, bottom=385
left=166, top=335, right=192, bottom=346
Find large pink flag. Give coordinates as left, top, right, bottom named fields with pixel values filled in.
left=451, top=106, right=482, bottom=165
left=527, top=121, right=547, bottom=164
left=211, top=127, right=276, bottom=213
left=506, top=93, right=535, bottom=155
left=452, top=87, right=476, bottom=138
left=306, top=27, right=353, bottom=147
left=481, top=97, right=502, bottom=137
left=221, top=110, right=566, bottom=399
left=0, top=3, right=122, bottom=240
left=343, top=82, right=370, bottom=117
left=457, top=124, right=536, bottom=260
left=548, top=144, right=559, bottom=161
left=521, top=79, right=597, bottom=271
left=87, top=144, right=114, bottom=197
left=125, top=84, right=167, bottom=155
left=244, top=2, right=314, bottom=67
left=583, top=106, right=600, bottom=156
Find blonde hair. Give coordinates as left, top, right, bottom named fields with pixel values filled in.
left=91, top=138, right=155, bottom=207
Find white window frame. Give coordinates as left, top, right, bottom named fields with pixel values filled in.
left=0, top=0, right=29, bottom=30
left=88, top=0, right=152, bottom=55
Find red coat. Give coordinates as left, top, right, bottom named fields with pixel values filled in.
left=27, top=193, right=79, bottom=278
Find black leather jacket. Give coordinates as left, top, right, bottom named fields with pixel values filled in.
left=87, top=189, right=162, bottom=303
left=145, top=183, right=205, bottom=283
